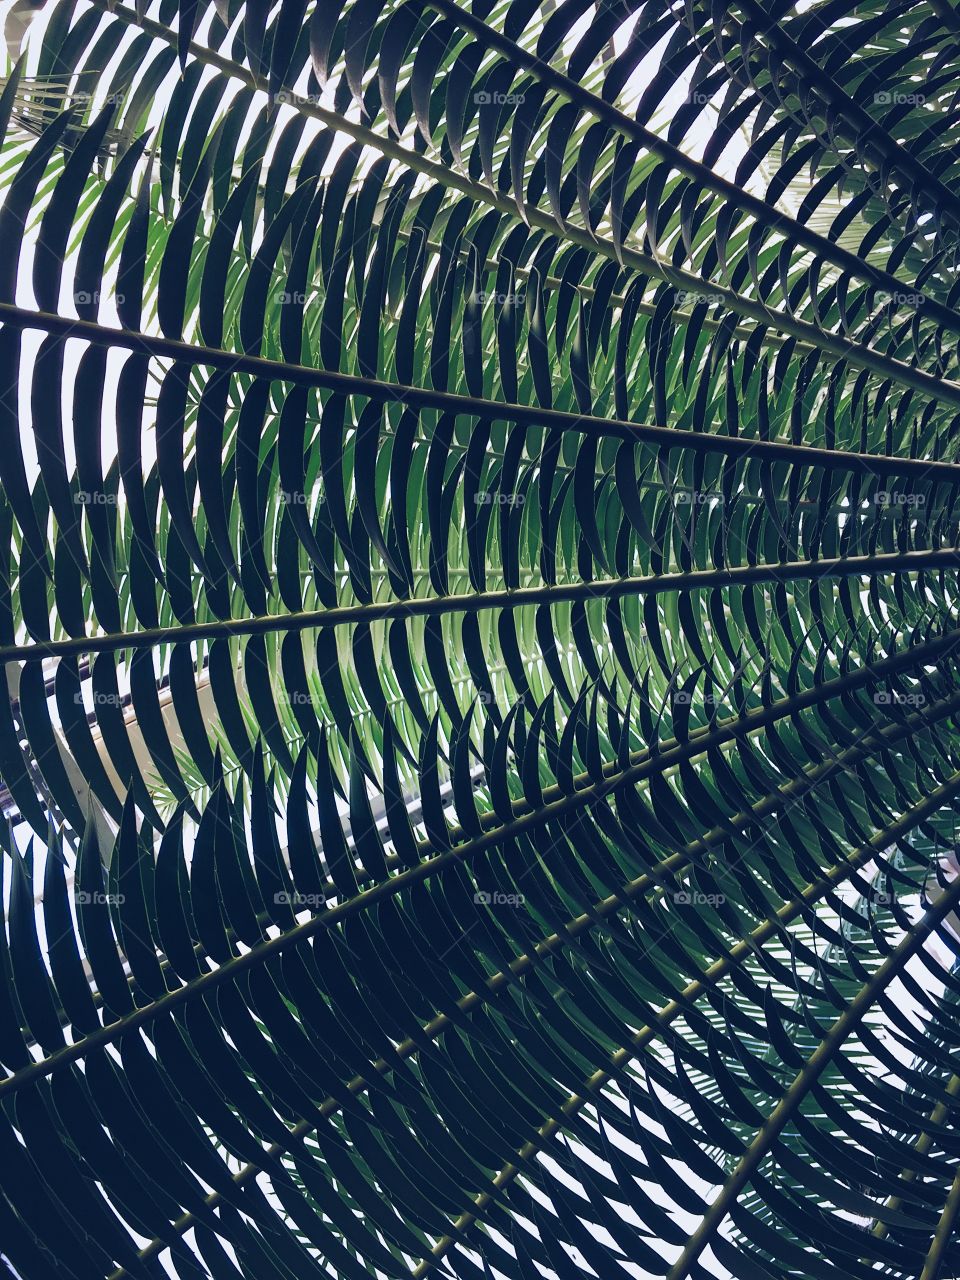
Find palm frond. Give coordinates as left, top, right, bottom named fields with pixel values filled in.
left=2, top=2, right=960, bottom=1278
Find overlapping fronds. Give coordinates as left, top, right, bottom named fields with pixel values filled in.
left=1, top=1, right=960, bottom=1278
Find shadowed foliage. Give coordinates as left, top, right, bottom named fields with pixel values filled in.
left=1, top=0, right=960, bottom=1277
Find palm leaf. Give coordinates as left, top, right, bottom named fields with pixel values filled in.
left=2, top=2, right=960, bottom=1278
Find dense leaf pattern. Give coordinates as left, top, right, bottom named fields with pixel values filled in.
left=1, top=0, right=960, bottom=1277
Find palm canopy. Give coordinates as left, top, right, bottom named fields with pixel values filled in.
left=1, top=0, right=960, bottom=1276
